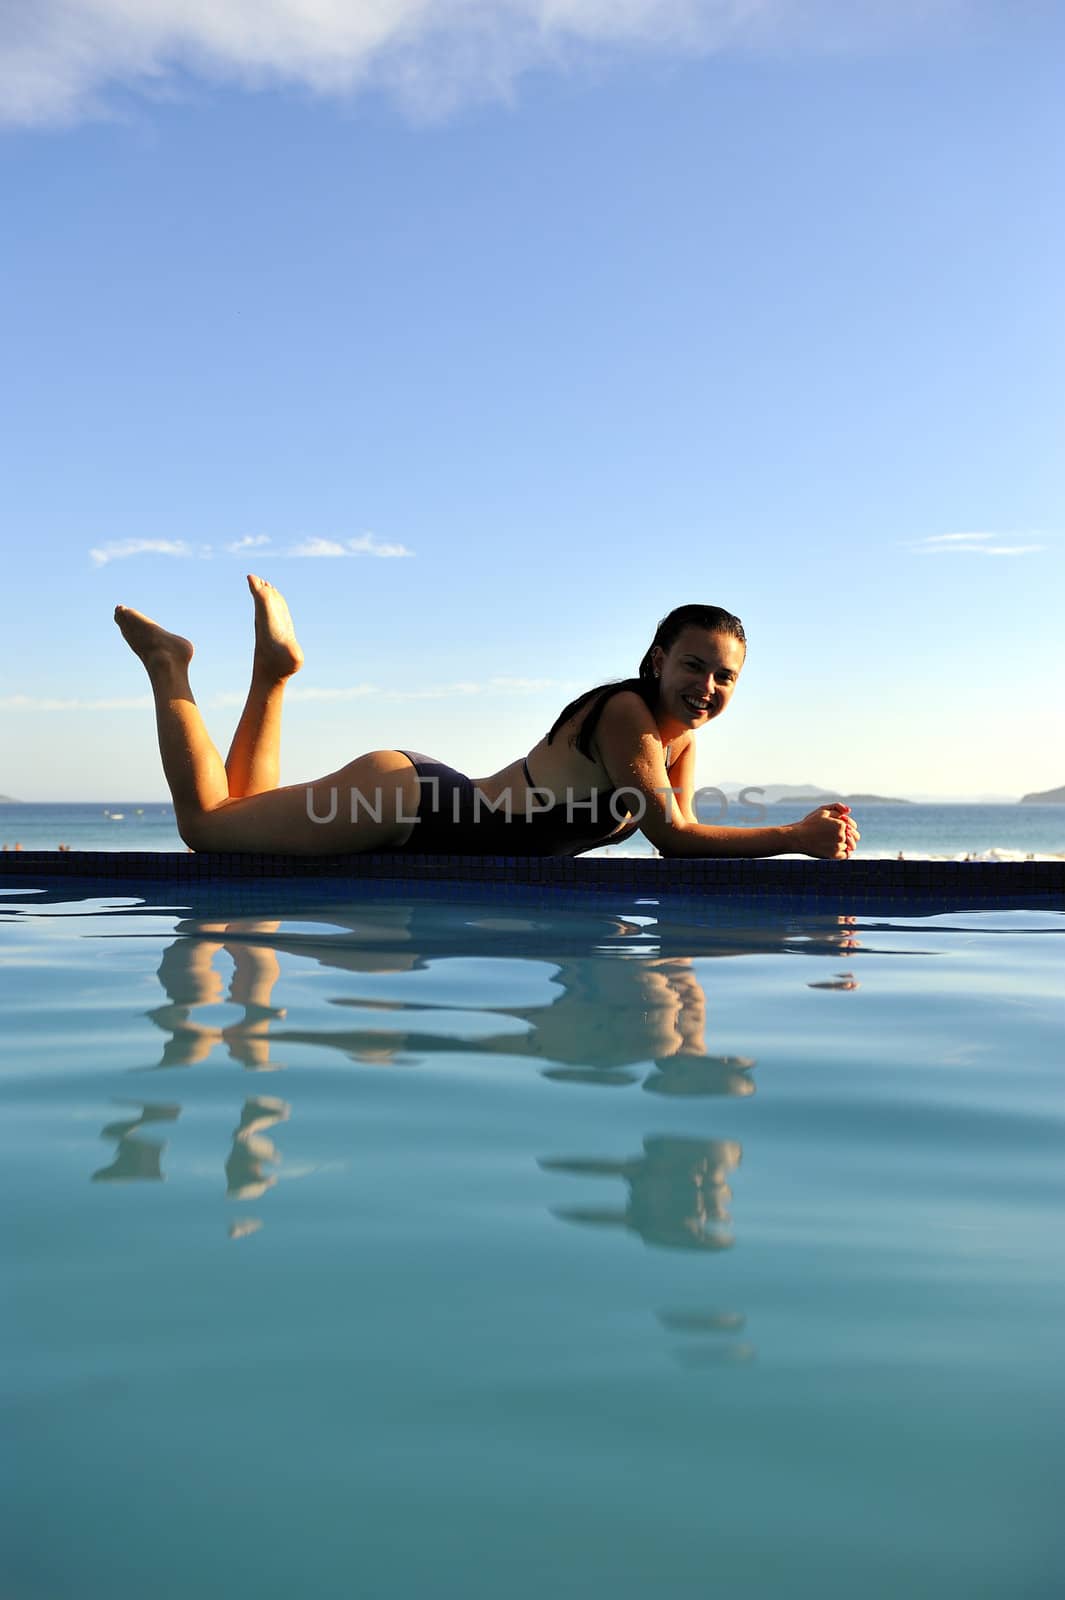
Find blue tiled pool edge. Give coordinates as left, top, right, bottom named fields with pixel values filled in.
left=3, top=849, right=1062, bottom=905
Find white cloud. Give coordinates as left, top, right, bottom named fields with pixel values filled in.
left=214, top=681, right=377, bottom=706
left=388, top=681, right=483, bottom=699
left=0, top=693, right=153, bottom=711
left=287, top=534, right=414, bottom=559
left=89, top=532, right=411, bottom=565
left=0, top=0, right=969, bottom=129
left=486, top=676, right=561, bottom=691
left=977, top=545, right=1045, bottom=556
left=283, top=678, right=554, bottom=701
left=226, top=535, right=272, bottom=553
left=286, top=538, right=348, bottom=558
left=908, top=532, right=1048, bottom=556
left=0, top=674, right=567, bottom=713
left=921, top=533, right=994, bottom=545
left=89, top=537, right=194, bottom=567
left=213, top=677, right=563, bottom=706
left=347, top=533, right=413, bottom=558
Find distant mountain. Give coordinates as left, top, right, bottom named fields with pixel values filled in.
left=709, top=782, right=1051, bottom=805
left=767, top=793, right=908, bottom=806
left=704, top=783, right=838, bottom=806
left=700, top=783, right=909, bottom=807
left=0, top=795, right=21, bottom=804
left=905, top=792, right=1019, bottom=804
left=773, top=792, right=911, bottom=806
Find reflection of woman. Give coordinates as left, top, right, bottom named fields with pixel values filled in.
left=149, top=912, right=746, bottom=1084
left=92, top=1101, right=179, bottom=1183
left=320, top=953, right=757, bottom=1092
left=143, top=901, right=867, bottom=1085
left=225, top=1097, right=288, bottom=1201
left=543, top=1137, right=741, bottom=1252
left=147, top=919, right=286, bottom=1069
left=115, top=576, right=859, bottom=859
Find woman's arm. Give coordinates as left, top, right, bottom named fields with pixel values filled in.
left=664, top=737, right=699, bottom=825
left=596, top=694, right=858, bottom=860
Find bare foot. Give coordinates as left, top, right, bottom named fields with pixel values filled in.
left=114, top=606, right=194, bottom=672
left=247, top=574, right=303, bottom=680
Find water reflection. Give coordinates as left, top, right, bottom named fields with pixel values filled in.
left=225, top=1095, right=289, bottom=1202
left=75, top=897, right=873, bottom=1257
left=542, top=1136, right=741, bottom=1252
left=90, top=1090, right=290, bottom=1230
left=657, top=1307, right=747, bottom=1333
left=93, top=1100, right=180, bottom=1183
left=319, top=953, right=759, bottom=1092
left=671, top=1340, right=758, bottom=1369
left=138, top=905, right=817, bottom=1089
left=148, top=920, right=287, bottom=1070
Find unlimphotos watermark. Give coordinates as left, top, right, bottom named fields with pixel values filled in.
left=304, top=782, right=769, bottom=827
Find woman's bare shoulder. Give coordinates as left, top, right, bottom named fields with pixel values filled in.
left=596, top=687, right=656, bottom=731
left=546, top=684, right=652, bottom=760
left=593, top=690, right=663, bottom=772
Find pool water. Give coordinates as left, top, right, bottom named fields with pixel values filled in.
left=3, top=881, right=1063, bottom=1599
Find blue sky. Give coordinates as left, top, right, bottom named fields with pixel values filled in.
left=2, top=0, right=1062, bottom=801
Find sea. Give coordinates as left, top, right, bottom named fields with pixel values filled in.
left=1, top=800, right=1062, bottom=861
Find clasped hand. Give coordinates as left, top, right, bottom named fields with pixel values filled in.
left=795, top=803, right=860, bottom=859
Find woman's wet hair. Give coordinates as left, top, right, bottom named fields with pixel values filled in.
left=546, top=604, right=746, bottom=758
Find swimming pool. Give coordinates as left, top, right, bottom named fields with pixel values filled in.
left=3, top=870, right=1063, bottom=1599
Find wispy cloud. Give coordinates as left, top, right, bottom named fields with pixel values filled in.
left=908, top=532, right=1048, bottom=557
left=226, top=535, right=272, bottom=553
left=287, top=534, right=414, bottom=559
left=89, top=532, right=410, bottom=564
left=485, top=676, right=560, bottom=692
left=274, top=683, right=379, bottom=704
left=285, top=679, right=553, bottom=701
left=922, top=533, right=991, bottom=545
left=213, top=677, right=562, bottom=707
left=0, top=694, right=153, bottom=712
left=1, top=675, right=567, bottom=712
left=1, top=1, right=969, bottom=130
left=89, top=538, right=196, bottom=567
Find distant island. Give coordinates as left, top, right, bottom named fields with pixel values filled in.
left=0, top=795, right=21, bottom=804
left=696, top=783, right=911, bottom=808
left=772, top=792, right=912, bottom=806
left=701, top=781, right=1063, bottom=806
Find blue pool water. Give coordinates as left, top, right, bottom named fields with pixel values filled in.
left=3, top=878, right=1063, bottom=1598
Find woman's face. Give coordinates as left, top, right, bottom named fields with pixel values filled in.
left=652, top=627, right=746, bottom=729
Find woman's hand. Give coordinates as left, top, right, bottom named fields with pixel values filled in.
left=791, top=803, right=860, bottom=860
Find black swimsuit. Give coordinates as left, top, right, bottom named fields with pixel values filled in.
left=392, top=751, right=639, bottom=857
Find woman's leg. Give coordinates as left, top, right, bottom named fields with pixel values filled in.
left=114, top=606, right=230, bottom=820
left=224, top=575, right=304, bottom=799
left=114, top=604, right=419, bottom=853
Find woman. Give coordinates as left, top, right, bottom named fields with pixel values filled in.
left=114, top=576, right=858, bottom=859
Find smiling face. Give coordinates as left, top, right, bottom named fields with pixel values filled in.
left=651, top=627, right=746, bottom=732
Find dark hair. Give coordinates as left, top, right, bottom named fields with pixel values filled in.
left=546, top=604, right=746, bottom=759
